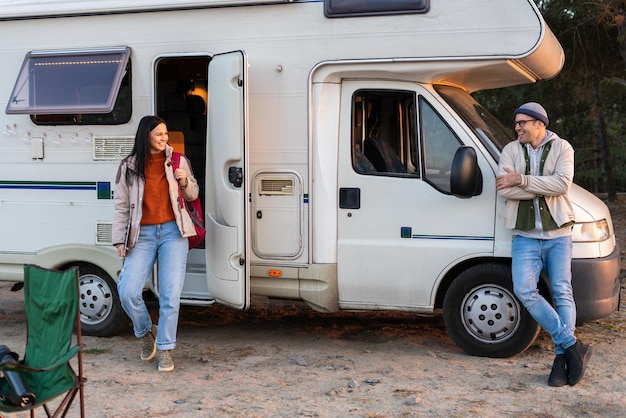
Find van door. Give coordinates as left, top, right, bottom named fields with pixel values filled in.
left=204, top=51, right=250, bottom=309
left=337, top=81, right=496, bottom=310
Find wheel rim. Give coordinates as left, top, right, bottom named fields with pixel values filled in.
left=79, top=274, right=113, bottom=325
left=460, top=284, right=521, bottom=344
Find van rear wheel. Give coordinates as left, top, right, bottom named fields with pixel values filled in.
left=443, top=263, right=540, bottom=358
left=75, top=264, right=127, bottom=337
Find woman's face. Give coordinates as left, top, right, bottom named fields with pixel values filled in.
left=148, top=122, right=169, bottom=154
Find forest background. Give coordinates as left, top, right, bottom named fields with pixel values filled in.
left=475, top=0, right=626, bottom=199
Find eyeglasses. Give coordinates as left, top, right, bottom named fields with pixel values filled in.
left=514, top=119, right=536, bottom=128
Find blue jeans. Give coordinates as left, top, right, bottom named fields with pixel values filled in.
left=511, top=235, right=576, bottom=355
left=118, top=221, right=188, bottom=351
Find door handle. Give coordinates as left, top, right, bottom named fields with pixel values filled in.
left=228, top=166, right=243, bottom=188
left=339, top=188, right=360, bottom=209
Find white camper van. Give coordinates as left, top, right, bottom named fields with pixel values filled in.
left=0, top=0, right=621, bottom=358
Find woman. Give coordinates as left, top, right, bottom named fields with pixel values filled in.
left=112, top=115, right=199, bottom=372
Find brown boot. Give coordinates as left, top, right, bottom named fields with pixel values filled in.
left=564, top=340, right=592, bottom=386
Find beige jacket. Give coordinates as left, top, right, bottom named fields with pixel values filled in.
left=112, top=145, right=199, bottom=249
left=497, top=134, right=575, bottom=230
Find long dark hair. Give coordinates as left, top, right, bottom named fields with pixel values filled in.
left=128, top=115, right=167, bottom=182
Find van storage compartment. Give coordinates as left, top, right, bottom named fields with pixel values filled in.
left=252, top=171, right=303, bottom=259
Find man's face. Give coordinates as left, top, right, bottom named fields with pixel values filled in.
left=514, top=115, right=544, bottom=146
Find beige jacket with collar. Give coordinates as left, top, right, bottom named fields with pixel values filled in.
left=112, top=144, right=199, bottom=249
left=497, top=133, right=575, bottom=230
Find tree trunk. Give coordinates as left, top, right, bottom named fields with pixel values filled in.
left=618, top=2, right=626, bottom=71
left=594, top=82, right=617, bottom=201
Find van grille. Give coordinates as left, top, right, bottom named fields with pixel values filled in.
left=96, top=222, right=113, bottom=245
left=93, top=136, right=134, bottom=160
left=259, top=178, right=294, bottom=195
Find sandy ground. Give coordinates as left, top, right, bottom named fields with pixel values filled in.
left=1, top=198, right=626, bottom=417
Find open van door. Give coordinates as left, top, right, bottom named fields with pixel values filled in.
left=204, top=51, right=249, bottom=309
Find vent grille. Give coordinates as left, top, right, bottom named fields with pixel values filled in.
left=93, top=136, right=134, bottom=160
left=259, top=178, right=294, bottom=195
left=96, top=222, right=113, bottom=245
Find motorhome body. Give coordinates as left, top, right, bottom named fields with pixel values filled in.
left=0, top=0, right=620, bottom=358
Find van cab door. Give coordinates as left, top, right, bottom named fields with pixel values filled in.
left=337, top=81, right=496, bottom=310
left=204, top=51, right=250, bottom=309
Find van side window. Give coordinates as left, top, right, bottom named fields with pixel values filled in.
left=32, top=63, right=131, bottom=126
left=6, top=46, right=132, bottom=125
left=325, top=0, right=429, bottom=17
left=351, top=90, right=418, bottom=176
left=419, top=97, right=462, bottom=193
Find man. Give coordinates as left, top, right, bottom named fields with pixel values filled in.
left=496, top=102, right=592, bottom=387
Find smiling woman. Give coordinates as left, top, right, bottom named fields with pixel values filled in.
left=112, top=115, right=200, bottom=372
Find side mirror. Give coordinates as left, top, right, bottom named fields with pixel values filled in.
left=450, top=146, right=482, bottom=198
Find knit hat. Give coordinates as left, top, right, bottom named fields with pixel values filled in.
left=514, top=102, right=549, bottom=127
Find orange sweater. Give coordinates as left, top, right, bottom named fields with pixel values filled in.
left=141, top=152, right=175, bottom=225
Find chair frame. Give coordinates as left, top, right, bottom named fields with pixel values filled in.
left=0, top=265, right=86, bottom=418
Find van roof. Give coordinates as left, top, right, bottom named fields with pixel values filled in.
left=0, top=0, right=564, bottom=91
left=0, top=0, right=282, bottom=19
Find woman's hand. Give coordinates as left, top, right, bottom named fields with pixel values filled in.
left=174, top=168, right=188, bottom=188
left=116, top=244, right=128, bottom=258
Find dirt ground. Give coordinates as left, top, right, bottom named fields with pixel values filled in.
left=2, top=198, right=626, bottom=417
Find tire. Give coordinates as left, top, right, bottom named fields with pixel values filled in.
left=75, top=264, right=127, bottom=337
left=443, top=263, right=540, bottom=358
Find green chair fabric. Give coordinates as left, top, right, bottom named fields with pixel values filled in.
left=0, top=264, right=85, bottom=417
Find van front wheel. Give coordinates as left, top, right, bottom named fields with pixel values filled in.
left=75, top=264, right=127, bottom=337
left=443, top=263, right=540, bottom=358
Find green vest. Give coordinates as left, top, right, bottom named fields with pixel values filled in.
left=515, top=141, right=562, bottom=231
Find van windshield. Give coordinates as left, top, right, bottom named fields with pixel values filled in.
left=434, top=85, right=515, bottom=160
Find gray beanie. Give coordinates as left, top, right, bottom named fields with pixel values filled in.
left=514, top=102, right=549, bottom=127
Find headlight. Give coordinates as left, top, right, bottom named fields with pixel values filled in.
left=572, top=219, right=610, bottom=243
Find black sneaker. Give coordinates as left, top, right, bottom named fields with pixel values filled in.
left=548, top=354, right=568, bottom=387
left=564, top=340, right=592, bottom=386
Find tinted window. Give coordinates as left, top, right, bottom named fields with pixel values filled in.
left=351, top=90, right=417, bottom=176
left=435, top=85, right=513, bottom=159
left=6, top=47, right=131, bottom=120
left=420, top=97, right=462, bottom=193
left=32, top=62, right=131, bottom=125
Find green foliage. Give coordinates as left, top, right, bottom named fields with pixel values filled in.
left=474, top=0, right=626, bottom=195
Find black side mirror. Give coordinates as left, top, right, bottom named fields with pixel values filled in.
left=450, top=146, right=482, bottom=198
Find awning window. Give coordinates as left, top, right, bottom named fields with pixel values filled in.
left=6, top=46, right=130, bottom=115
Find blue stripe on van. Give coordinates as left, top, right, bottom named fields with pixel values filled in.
left=0, top=181, right=112, bottom=199
left=411, top=234, right=493, bottom=241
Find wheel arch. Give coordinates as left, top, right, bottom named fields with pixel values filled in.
left=36, top=244, right=122, bottom=284
left=434, top=257, right=551, bottom=309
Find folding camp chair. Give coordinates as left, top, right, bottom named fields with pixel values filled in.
left=0, top=265, right=86, bottom=417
